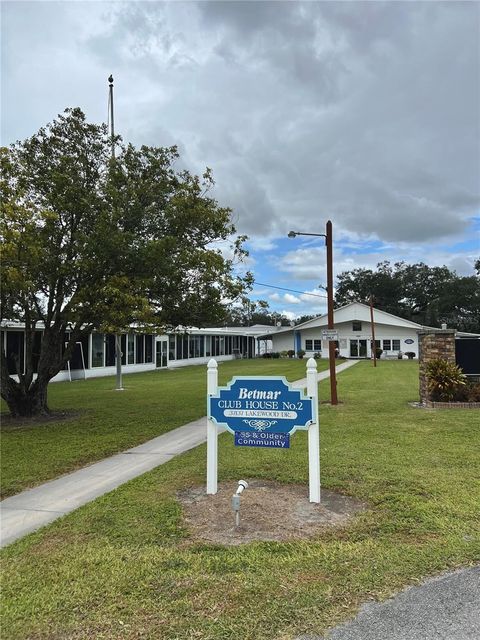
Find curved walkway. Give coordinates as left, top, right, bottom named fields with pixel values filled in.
left=0, top=359, right=358, bottom=547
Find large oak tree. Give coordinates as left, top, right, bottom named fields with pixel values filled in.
left=1, top=108, right=251, bottom=417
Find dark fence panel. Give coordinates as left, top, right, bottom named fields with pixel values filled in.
left=456, top=339, right=480, bottom=375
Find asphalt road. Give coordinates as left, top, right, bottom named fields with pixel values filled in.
left=296, top=565, right=480, bottom=640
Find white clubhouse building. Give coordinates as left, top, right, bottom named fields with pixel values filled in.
left=3, top=302, right=476, bottom=382
left=258, top=302, right=431, bottom=359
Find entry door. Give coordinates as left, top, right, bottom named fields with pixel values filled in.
left=156, top=340, right=168, bottom=368
left=350, top=339, right=359, bottom=357
left=358, top=339, right=367, bottom=357
left=350, top=339, right=368, bottom=358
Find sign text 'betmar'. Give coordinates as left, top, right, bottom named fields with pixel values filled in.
left=208, top=377, right=315, bottom=448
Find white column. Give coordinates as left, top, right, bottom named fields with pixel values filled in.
left=306, top=357, right=320, bottom=503
left=206, top=358, right=219, bottom=494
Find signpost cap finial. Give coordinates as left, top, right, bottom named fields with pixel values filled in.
left=307, top=357, right=317, bottom=370
left=207, top=358, right=218, bottom=369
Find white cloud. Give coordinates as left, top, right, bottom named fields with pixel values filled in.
left=279, top=310, right=297, bottom=322
left=2, top=0, right=478, bottom=324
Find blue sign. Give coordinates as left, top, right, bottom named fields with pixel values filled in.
left=208, top=377, right=315, bottom=441
left=405, top=339, right=414, bottom=345
left=235, top=430, right=290, bottom=449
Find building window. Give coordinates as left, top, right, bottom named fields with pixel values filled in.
left=128, top=334, right=135, bottom=364
left=169, top=335, right=176, bottom=360
left=121, top=334, right=127, bottom=366
left=314, top=339, right=321, bottom=351
left=135, top=335, right=145, bottom=363
left=92, top=333, right=104, bottom=367
left=205, top=336, right=211, bottom=357
left=176, top=335, right=184, bottom=359
left=305, top=339, right=313, bottom=351
left=383, top=339, right=391, bottom=351
left=352, top=321, right=362, bottom=332
left=176, top=335, right=188, bottom=360
left=32, top=330, right=42, bottom=373
left=392, top=339, right=400, bottom=351
left=145, top=335, right=153, bottom=363
left=188, top=335, right=203, bottom=359
left=6, top=331, right=25, bottom=375
left=104, top=334, right=115, bottom=366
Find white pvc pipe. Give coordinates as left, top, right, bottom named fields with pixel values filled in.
left=306, top=357, right=321, bottom=503
left=206, top=358, right=218, bottom=494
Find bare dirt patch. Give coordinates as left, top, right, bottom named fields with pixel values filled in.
left=178, top=479, right=366, bottom=546
left=1, top=410, right=85, bottom=430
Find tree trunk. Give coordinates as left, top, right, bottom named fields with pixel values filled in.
left=1, top=320, right=89, bottom=417
left=0, top=323, right=74, bottom=418
left=1, top=376, right=50, bottom=417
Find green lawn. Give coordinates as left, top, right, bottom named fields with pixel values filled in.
left=1, top=361, right=479, bottom=640
left=1, top=358, right=329, bottom=497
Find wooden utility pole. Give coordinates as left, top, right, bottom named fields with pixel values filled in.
left=108, top=74, right=123, bottom=391
left=326, top=221, right=338, bottom=404
left=288, top=221, right=339, bottom=405
left=370, top=294, right=377, bottom=367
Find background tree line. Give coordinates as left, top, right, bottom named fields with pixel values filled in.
left=335, top=260, right=480, bottom=332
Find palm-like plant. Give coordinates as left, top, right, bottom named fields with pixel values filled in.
left=426, top=358, right=466, bottom=401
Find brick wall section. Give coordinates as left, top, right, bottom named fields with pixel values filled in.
left=418, top=330, right=456, bottom=404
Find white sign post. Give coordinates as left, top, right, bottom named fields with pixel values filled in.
left=206, top=357, right=321, bottom=503
left=206, top=359, right=219, bottom=494
left=306, top=358, right=320, bottom=502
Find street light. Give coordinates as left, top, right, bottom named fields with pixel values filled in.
left=288, top=220, right=338, bottom=405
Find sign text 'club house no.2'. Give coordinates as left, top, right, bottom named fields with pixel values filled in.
left=206, top=358, right=321, bottom=503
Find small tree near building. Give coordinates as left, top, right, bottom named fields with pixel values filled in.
left=0, top=108, right=251, bottom=417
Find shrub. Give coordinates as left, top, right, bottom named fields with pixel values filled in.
left=456, top=381, right=480, bottom=402
left=280, top=351, right=288, bottom=358
left=425, top=358, right=466, bottom=402
left=262, top=352, right=272, bottom=359
left=272, top=352, right=280, bottom=359
left=287, top=350, right=295, bottom=358
left=467, top=382, right=480, bottom=402
left=297, top=349, right=306, bottom=359
left=405, top=352, right=415, bottom=359
left=375, top=348, right=383, bottom=359
left=313, top=352, right=322, bottom=359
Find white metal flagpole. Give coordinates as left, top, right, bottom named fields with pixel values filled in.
left=306, top=357, right=321, bottom=503
left=206, top=358, right=219, bottom=494
left=108, top=74, right=123, bottom=392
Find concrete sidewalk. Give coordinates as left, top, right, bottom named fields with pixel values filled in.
left=0, top=359, right=359, bottom=547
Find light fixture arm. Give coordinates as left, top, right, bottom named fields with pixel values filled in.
left=288, top=230, right=327, bottom=244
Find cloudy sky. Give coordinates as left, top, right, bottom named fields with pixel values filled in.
left=2, top=0, right=479, bottom=319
